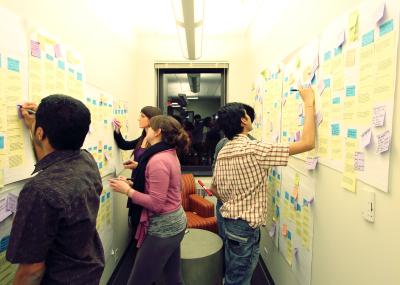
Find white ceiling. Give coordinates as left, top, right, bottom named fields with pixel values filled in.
left=166, top=73, right=222, bottom=97
left=89, top=0, right=264, bottom=37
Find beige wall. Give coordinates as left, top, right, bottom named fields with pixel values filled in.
left=248, top=0, right=400, bottom=284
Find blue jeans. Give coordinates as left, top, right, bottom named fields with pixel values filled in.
left=224, top=218, right=260, bottom=285
left=216, top=200, right=225, bottom=241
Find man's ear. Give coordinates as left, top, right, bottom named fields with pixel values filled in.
left=155, top=128, right=162, bottom=137
left=240, top=116, right=247, bottom=127
left=35, top=126, right=45, bottom=141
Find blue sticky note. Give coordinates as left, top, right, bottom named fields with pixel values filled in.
left=284, top=77, right=288, bottom=82
left=68, top=68, right=74, bottom=74
left=324, top=51, right=332, bottom=61
left=58, top=60, right=65, bottom=70
left=331, top=123, right=340, bottom=136
left=332, top=97, right=341, bottom=104
left=277, top=191, right=281, bottom=197
left=299, top=116, right=305, bottom=126
left=334, top=46, right=342, bottom=56
left=275, top=206, right=280, bottom=217
left=379, top=19, right=394, bottom=36
left=108, top=146, right=112, bottom=151
left=295, top=93, right=300, bottom=100
left=346, top=85, right=356, bottom=97
left=303, top=198, right=308, bottom=206
left=311, top=73, right=317, bottom=85
left=272, top=197, right=276, bottom=204
left=0, top=236, right=10, bottom=252
left=0, top=136, right=4, bottom=149
left=7, top=57, right=20, bottom=72
left=268, top=176, right=272, bottom=182
left=285, top=192, right=289, bottom=200
left=46, top=54, right=54, bottom=61
left=287, top=231, right=292, bottom=240
left=324, top=78, right=331, bottom=88
left=106, top=192, right=111, bottom=199
left=272, top=169, right=276, bottom=176
left=296, top=203, right=301, bottom=211
left=362, top=30, right=374, bottom=46
left=284, top=92, right=288, bottom=97
left=101, top=196, right=106, bottom=203
left=347, top=128, right=357, bottom=139
left=283, top=131, right=287, bottom=137
left=77, top=72, right=83, bottom=81
left=277, top=174, right=281, bottom=180
left=290, top=196, right=295, bottom=204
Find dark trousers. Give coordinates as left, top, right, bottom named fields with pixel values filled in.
left=127, top=230, right=186, bottom=285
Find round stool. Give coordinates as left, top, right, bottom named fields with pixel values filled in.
left=180, top=228, right=223, bottom=285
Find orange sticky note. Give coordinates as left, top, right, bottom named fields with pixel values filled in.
left=293, top=186, right=299, bottom=200
left=282, top=224, right=288, bottom=236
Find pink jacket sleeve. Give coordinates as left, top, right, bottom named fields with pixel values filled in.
left=130, top=157, right=170, bottom=213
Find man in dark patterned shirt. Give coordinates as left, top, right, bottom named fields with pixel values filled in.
left=6, top=95, right=104, bottom=285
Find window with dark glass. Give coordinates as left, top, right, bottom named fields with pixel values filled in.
left=156, top=65, right=227, bottom=176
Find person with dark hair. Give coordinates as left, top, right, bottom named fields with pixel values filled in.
left=109, top=115, right=189, bottom=285
left=7, top=95, right=104, bottom=285
left=212, top=103, right=256, bottom=242
left=113, top=106, right=162, bottom=232
left=211, top=87, right=316, bottom=285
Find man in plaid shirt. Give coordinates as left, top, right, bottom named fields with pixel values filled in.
left=211, top=87, right=315, bottom=285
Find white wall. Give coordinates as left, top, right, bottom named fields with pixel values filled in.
left=131, top=33, right=253, bottom=116
left=248, top=1, right=400, bottom=284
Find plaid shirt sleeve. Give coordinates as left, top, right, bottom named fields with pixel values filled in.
left=254, top=142, right=290, bottom=169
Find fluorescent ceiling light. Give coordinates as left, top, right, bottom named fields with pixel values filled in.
left=172, top=0, right=204, bottom=60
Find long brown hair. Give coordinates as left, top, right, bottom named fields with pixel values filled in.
left=149, top=115, right=190, bottom=154
left=134, top=106, right=162, bottom=153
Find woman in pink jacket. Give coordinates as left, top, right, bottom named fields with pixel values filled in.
left=109, top=115, right=189, bottom=285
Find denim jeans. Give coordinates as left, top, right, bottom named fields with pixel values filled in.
left=216, top=199, right=226, bottom=241
left=224, top=218, right=260, bottom=285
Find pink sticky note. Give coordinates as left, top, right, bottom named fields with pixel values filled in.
left=31, top=40, right=41, bottom=58
left=375, top=2, right=386, bottom=24
left=316, top=111, right=323, bottom=127
left=318, top=80, right=326, bottom=95
left=54, top=44, right=62, bottom=58
left=376, top=130, right=391, bottom=154
left=306, top=157, right=318, bottom=170
left=336, top=30, right=345, bottom=47
left=354, top=152, right=364, bottom=171
left=295, top=130, right=301, bottom=142
left=372, top=105, right=386, bottom=127
left=104, top=151, right=111, bottom=161
left=360, top=128, right=372, bottom=148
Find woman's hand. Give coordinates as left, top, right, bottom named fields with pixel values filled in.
left=109, top=178, right=131, bottom=195
left=117, top=176, right=133, bottom=186
left=112, top=119, right=122, bottom=133
left=123, top=159, right=138, bottom=170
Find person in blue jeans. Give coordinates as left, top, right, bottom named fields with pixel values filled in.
left=211, top=87, right=316, bottom=285
left=212, top=104, right=256, bottom=243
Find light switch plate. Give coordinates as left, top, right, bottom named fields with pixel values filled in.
left=361, top=190, right=375, bottom=222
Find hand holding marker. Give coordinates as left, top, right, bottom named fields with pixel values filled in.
left=197, top=180, right=212, bottom=196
